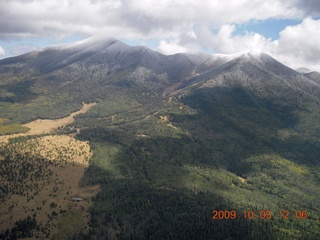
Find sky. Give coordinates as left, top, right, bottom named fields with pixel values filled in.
left=0, top=0, right=320, bottom=71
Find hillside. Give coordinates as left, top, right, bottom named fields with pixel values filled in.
left=1, top=36, right=320, bottom=239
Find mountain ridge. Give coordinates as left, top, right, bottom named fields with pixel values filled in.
left=1, top=36, right=318, bottom=78
left=1, top=36, right=318, bottom=84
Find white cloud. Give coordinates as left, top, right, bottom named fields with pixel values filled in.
left=211, top=25, right=272, bottom=54
left=271, top=17, right=320, bottom=70
left=156, top=24, right=272, bottom=55
left=10, top=44, right=38, bottom=56
left=0, top=46, right=5, bottom=56
left=156, top=40, right=188, bottom=55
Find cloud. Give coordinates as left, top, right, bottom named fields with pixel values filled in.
left=10, top=44, right=38, bottom=56
left=271, top=17, right=320, bottom=71
left=0, top=46, right=5, bottom=56
left=155, top=24, right=272, bottom=55
left=295, top=0, right=320, bottom=17
left=156, top=40, right=188, bottom=55
left=155, top=28, right=202, bottom=54
left=211, top=25, right=272, bottom=54
left=0, top=0, right=302, bottom=40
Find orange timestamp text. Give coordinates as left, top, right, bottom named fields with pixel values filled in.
left=212, top=210, right=308, bottom=220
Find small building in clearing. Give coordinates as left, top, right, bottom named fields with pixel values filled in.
left=72, top=197, right=83, bottom=202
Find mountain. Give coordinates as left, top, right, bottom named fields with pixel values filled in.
left=0, top=37, right=209, bottom=91
left=0, top=36, right=240, bottom=122
left=1, top=36, right=320, bottom=239
left=305, top=71, right=320, bottom=85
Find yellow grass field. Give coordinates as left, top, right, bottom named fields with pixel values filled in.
left=0, top=102, right=96, bottom=143
left=0, top=118, right=30, bottom=136
left=24, top=102, right=96, bottom=135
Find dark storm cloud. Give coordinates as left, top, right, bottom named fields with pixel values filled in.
left=296, top=0, right=320, bottom=16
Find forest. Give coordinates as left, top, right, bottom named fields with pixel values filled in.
left=72, top=86, right=320, bottom=239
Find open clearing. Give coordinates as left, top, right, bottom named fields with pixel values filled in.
left=0, top=102, right=96, bottom=143
left=0, top=102, right=100, bottom=239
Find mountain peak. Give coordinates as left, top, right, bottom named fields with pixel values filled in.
left=296, top=67, right=312, bottom=74
left=248, top=48, right=263, bottom=57
left=239, top=49, right=286, bottom=69
left=72, top=35, right=118, bottom=47
left=60, top=35, right=119, bottom=51
left=236, top=48, right=267, bottom=62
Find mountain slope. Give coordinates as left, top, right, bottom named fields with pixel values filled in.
left=305, top=71, right=320, bottom=85
left=173, top=50, right=320, bottom=100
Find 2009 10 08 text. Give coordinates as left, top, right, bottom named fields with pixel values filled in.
left=212, top=210, right=308, bottom=220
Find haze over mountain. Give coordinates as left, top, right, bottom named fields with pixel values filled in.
left=1, top=36, right=320, bottom=239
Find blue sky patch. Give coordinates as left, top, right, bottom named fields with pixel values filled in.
left=234, top=19, right=301, bottom=40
